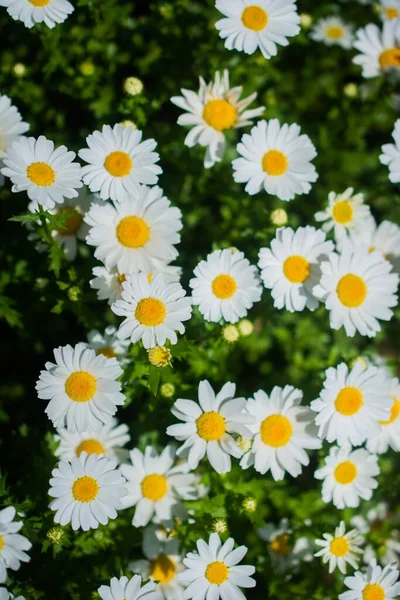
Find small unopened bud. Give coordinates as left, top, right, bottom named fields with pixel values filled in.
left=47, top=527, right=64, bottom=544
left=300, top=13, right=312, bottom=28
left=80, top=62, right=95, bottom=76
left=270, top=208, right=288, bottom=226
left=236, top=435, right=252, bottom=453
left=124, top=77, right=144, bottom=96
left=242, top=497, right=257, bottom=513
left=238, top=319, right=253, bottom=337
left=67, top=286, right=81, bottom=302
left=212, top=518, right=228, bottom=534
left=344, top=83, right=359, bottom=98
left=160, top=383, right=175, bottom=398
left=222, top=324, right=239, bottom=343
left=13, top=62, right=26, bottom=77
left=148, top=346, right=171, bottom=367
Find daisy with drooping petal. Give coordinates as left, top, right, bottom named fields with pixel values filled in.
left=84, top=185, right=182, bottom=273
left=0, top=94, right=29, bottom=159
left=240, top=385, right=321, bottom=480
left=0, top=507, right=31, bottom=584
left=350, top=216, right=400, bottom=273
left=380, top=119, right=400, bottom=183
left=0, top=0, right=73, bottom=29
left=310, top=361, right=392, bottom=447
left=366, top=377, right=400, bottom=454
left=171, top=69, right=264, bottom=168
left=258, top=226, right=334, bottom=312
left=178, top=532, right=256, bottom=600
left=339, top=560, right=400, bottom=600
left=35, top=342, right=125, bottom=433
left=112, top=274, right=192, bottom=350
left=86, top=325, right=130, bottom=362
left=232, top=119, right=318, bottom=201
left=314, top=445, right=380, bottom=509
left=313, top=240, right=399, bottom=338
left=79, top=124, right=162, bottom=202
left=189, top=249, right=262, bottom=323
left=166, top=380, right=254, bottom=474
left=48, top=451, right=127, bottom=531
left=215, top=0, right=300, bottom=59
left=310, top=17, right=354, bottom=49
left=98, top=575, right=162, bottom=600
left=119, top=445, right=199, bottom=528
left=353, top=20, right=400, bottom=78
left=314, top=521, right=364, bottom=574
left=315, top=188, right=371, bottom=243
left=380, top=0, right=400, bottom=20
left=1, top=135, right=82, bottom=209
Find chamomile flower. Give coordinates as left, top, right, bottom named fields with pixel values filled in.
left=129, top=526, right=185, bottom=600
left=215, top=0, right=300, bottom=59
left=189, top=249, right=262, bottom=323
left=0, top=94, right=29, bottom=159
left=314, top=522, right=364, bottom=574
left=36, top=342, right=125, bottom=433
left=119, top=445, right=199, bottom=528
left=232, top=119, right=318, bottom=201
left=310, top=361, right=392, bottom=447
left=49, top=451, right=127, bottom=531
left=240, top=385, right=321, bottom=480
left=1, top=135, right=82, bottom=209
left=350, top=217, right=400, bottom=273
left=98, top=576, right=162, bottom=600
left=380, top=0, right=400, bottom=20
left=258, top=519, right=297, bottom=572
left=366, top=377, right=400, bottom=454
left=0, top=507, right=31, bottom=584
left=171, top=69, right=264, bottom=168
left=380, top=119, right=400, bottom=183
left=353, top=20, right=400, bottom=79
left=339, top=561, right=400, bottom=600
left=54, top=419, right=131, bottom=462
left=84, top=185, right=182, bottom=273
left=314, top=445, right=380, bottom=509
left=79, top=124, right=162, bottom=202
left=166, top=380, right=254, bottom=474
left=90, top=266, right=127, bottom=305
left=86, top=326, right=130, bottom=362
left=0, top=0, right=73, bottom=29
left=310, top=17, right=354, bottom=49
left=112, top=274, right=192, bottom=350
left=258, top=226, right=334, bottom=312
left=315, top=188, right=371, bottom=243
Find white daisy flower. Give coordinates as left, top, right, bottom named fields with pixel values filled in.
left=258, top=518, right=297, bottom=572
left=314, top=445, right=380, bottom=509
left=310, top=17, right=354, bottom=49
left=350, top=217, right=400, bottom=273
left=178, top=532, right=256, bottom=600
left=54, top=418, right=131, bottom=462
left=86, top=325, right=130, bottom=362
left=49, top=451, right=127, bottom=531
left=112, top=273, right=192, bottom=350
left=0, top=0, right=73, bottom=29
left=380, top=118, right=400, bottom=183
left=0, top=94, right=29, bottom=159
left=314, top=521, right=364, bottom=574
left=215, top=0, right=300, bottom=59
left=171, top=69, right=264, bottom=168
left=79, top=124, right=162, bottom=202
left=232, top=119, right=318, bottom=201
left=315, top=188, right=371, bottom=243
left=98, top=575, right=162, bottom=600
left=380, top=0, right=400, bottom=20
left=353, top=20, right=400, bottom=79
left=310, top=361, right=392, bottom=447
left=258, top=226, right=334, bottom=313
left=84, top=185, right=182, bottom=273
left=35, top=342, right=125, bottom=433
left=189, top=249, right=262, bottom=324
left=0, top=588, right=24, bottom=600
left=339, top=560, right=400, bottom=600
left=0, top=507, right=31, bottom=585
left=166, top=380, right=254, bottom=474
left=129, top=526, right=185, bottom=600
left=313, top=240, right=399, bottom=338
left=119, top=445, right=199, bottom=528
left=240, top=385, right=321, bottom=480
left=366, top=377, right=400, bottom=454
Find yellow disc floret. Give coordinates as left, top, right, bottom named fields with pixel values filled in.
left=135, top=298, right=166, bottom=326
left=326, top=26, right=344, bottom=40
left=335, top=387, right=363, bottom=416
left=334, top=461, right=357, bottom=484
left=76, top=439, right=105, bottom=457
left=283, top=256, right=310, bottom=284
left=196, top=412, right=226, bottom=441
left=270, top=534, right=292, bottom=556
left=262, top=150, right=288, bottom=176
left=379, top=48, right=400, bottom=69
left=212, top=274, right=237, bottom=299
left=379, top=397, right=400, bottom=425
left=203, top=99, right=237, bottom=131
left=337, top=274, right=367, bottom=308
left=362, top=583, right=385, bottom=600
left=260, top=415, right=293, bottom=447
left=116, top=216, right=150, bottom=248
left=332, top=200, right=353, bottom=224
left=150, top=555, right=177, bottom=584
left=330, top=536, right=350, bottom=557
left=72, top=476, right=99, bottom=502
left=141, top=474, right=168, bottom=501
left=205, top=561, right=229, bottom=585
left=104, top=151, right=132, bottom=177
left=241, top=6, right=268, bottom=31
left=27, top=162, right=55, bottom=186
left=65, top=371, right=96, bottom=403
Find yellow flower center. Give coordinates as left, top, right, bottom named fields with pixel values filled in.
left=270, top=534, right=292, bottom=556
left=135, top=297, right=166, bottom=326
left=212, top=274, right=237, bottom=299
left=116, top=216, right=150, bottom=248
left=65, top=371, right=96, bottom=403
left=386, top=7, right=399, bottom=19
left=148, top=345, right=171, bottom=367
left=150, top=555, right=177, bottom=584
left=141, top=474, right=168, bottom=501
left=205, top=561, right=229, bottom=585
left=203, top=99, right=237, bottom=131
left=362, top=584, right=385, bottom=600
left=334, top=461, right=357, bottom=484
left=72, top=476, right=99, bottom=502
left=0, top=535, right=4, bottom=551
left=241, top=5, right=268, bottom=31
left=326, top=26, right=344, bottom=40
left=27, top=161, right=55, bottom=186
left=196, top=411, right=226, bottom=441
left=379, top=48, right=400, bottom=69
left=330, top=536, right=350, bottom=557
left=96, top=347, right=117, bottom=359
left=117, top=273, right=126, bottom=285
left=260, top=414, right=293, bottom=447
left=283, top=255, right=310, bottom=284
left=28, top=0, right=50, bottom=6
left=337, top=274, right=367, bottom=308
left=379, top=397, right=400, bottom=425
left=332, top=200, right=353, bottom=224
left=335, top=387, right=363, bottom=416
left=75, top=439, right=105, bottom=457
left=262, top=150, right=288, bottom=176
left=104, top=151, right=132, bottom=177
left=56, top=208, right=83, bottom=235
